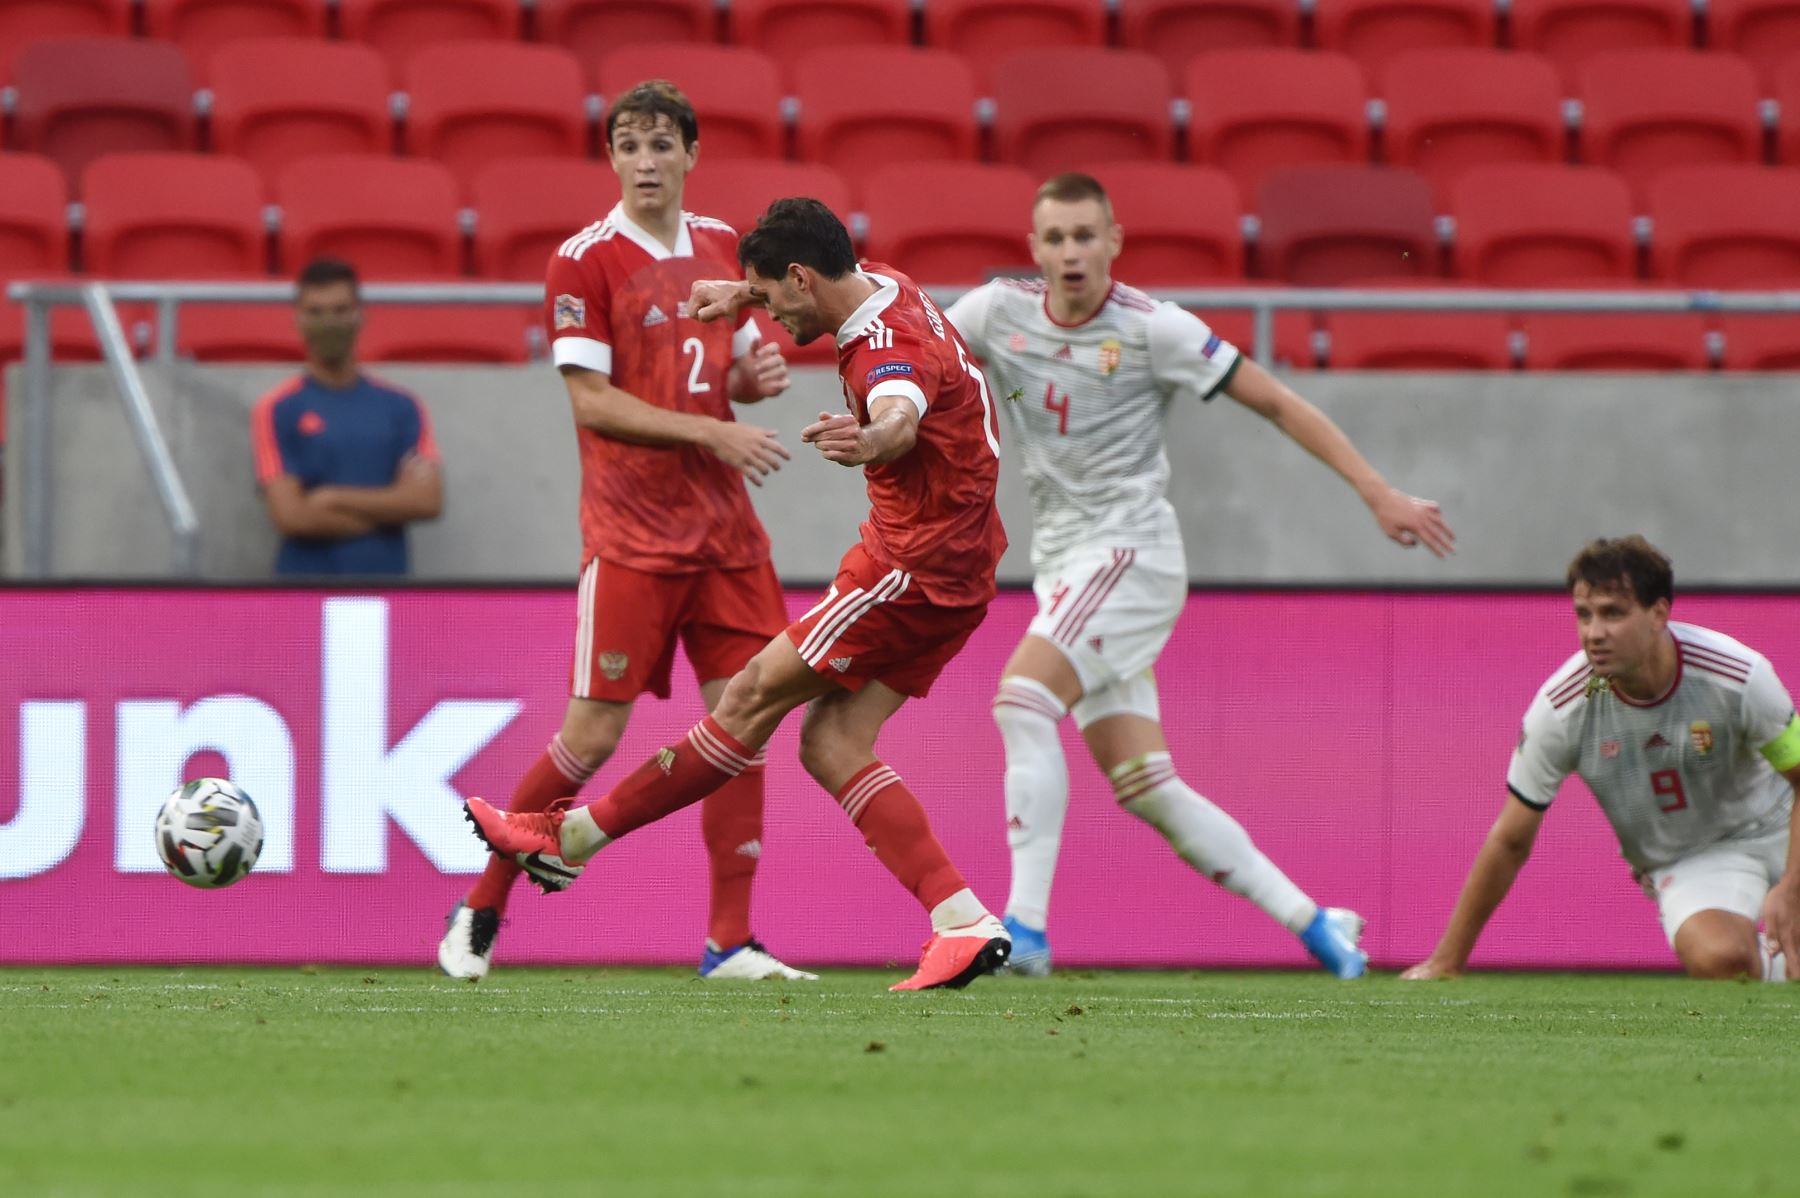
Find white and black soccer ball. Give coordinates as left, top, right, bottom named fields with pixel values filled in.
left=154, top=778, right=264, bottom=889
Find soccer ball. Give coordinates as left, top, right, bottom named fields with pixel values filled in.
left=154, top=778, right=264, bottom=889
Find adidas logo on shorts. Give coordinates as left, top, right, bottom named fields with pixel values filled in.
left=828, top=656, right=853, bottom=673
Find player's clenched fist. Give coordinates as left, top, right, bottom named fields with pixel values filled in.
left=703, top=420, right=789, bottom=485
left=802, top=411, right=873, bottom=466
left=690, top=279, right=755, bottom=323
left=731, top=341, right=789, bottom=400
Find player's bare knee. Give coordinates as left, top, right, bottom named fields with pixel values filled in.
left=1681, top=940, right=1762, bottom=979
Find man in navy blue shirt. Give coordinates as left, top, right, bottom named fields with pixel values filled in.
left=252, top=259, right=443, bottom=575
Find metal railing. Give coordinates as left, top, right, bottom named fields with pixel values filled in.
left=11, top=279, right=1800, bottom=579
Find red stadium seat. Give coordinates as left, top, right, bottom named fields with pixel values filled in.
left=861, top=162, right=1039, bottom=284
left=1313, top=0, right=1497, bottom=77
left=1522, top=308, right=1713, bottom=370
left=1255, top=164, right=1438, bottom=285
left=0, top=154, right=70, bottom=276
left=1576, top=51, right=1763, bottom=200
left=1449, top=164, right=1636, bottom=283
left=10, top=38, right=197, bottom=189
left=1647, top=165, right=1800, bottom=286
left=209, top=39, right=392, bottom=190
left=1117, top=0, right=1302, bottom=80
left=594, top=44, right=783, bottom=159
left=536, top=0, right=715, bottom=64
left=1776, top=56, right=1800, bottom=165
left=1380, top=50, right=1564, bottom=201
left=176, top=304, right=303, bottom=360
left=792, top=48, right=978, bottom=179
left=1186, top=50, right=1369, bottom=200
left=1710, top=0, right=1800, bottom=87
left=277, top=154, right=462, bottom=277
left=0, top=0, right=131, bottom=80
left=141, top=0, right=327, bottom=81
left=1324, top=296, right=1515, bottom=369
left=924, top=0, right=1108, bottom=86
left=337, top=0, right=519, bottom=78
left=1511, top=0, right=1695, bottom=87
left=359, top=307, right=534, bottom=362
left=405, top=43, right=586, bottom=191
left=471, top=157, right=618, bottom=280
left=1197, top=298, right=1318, bottom=366
left=728, top=0, right=912, bottom=63
left=0, top=300, right=105, bottom=365
left=680, top=161, right=853, bottom=239
left=1720, top=315, right=1800, bottom=369
left=991, top=49, right=1176, bottom=176
left=1090, top=164, right=1244, bottom=283
left=83, top=153, right=267, bottom=277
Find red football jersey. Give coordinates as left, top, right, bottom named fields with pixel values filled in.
left=836, top=263, right=1007, bottom=607
left=546, top=204, right=767, bottom=573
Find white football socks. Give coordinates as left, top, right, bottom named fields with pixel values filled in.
left=1113, top=753, right=1318, bottom=934
left=929, top=887, right=989, bottom=933
left=558, top=806, right=610, bottom=863
left=992, top=677, right=1071, bottom=931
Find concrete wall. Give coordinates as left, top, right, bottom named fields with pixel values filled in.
left=7, top=362, right=1799, bottom=584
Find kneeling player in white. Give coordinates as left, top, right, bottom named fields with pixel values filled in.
left=1405, top=536, right=1800, bottom=981
left=945, top=173, right=1456, bottom=977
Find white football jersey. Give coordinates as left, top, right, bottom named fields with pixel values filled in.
left=1508, top=622, right=1798, bottom=871
left=945, top=278, right=1240, bottom=568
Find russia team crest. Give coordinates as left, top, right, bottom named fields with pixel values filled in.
left=599, top=651, right=629, bottom=681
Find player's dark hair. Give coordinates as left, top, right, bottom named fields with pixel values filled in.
left=738, top=198, right=856, bottom=281
left=605, top=80, right=699, bottom=149
left=1566, top=536, right=1674, bottom=609
left=296, top=257, right=358, bottom=295
left=1035, top=172, right=1114, bottom=220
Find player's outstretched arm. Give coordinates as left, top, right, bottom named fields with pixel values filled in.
left=1760, top=763, right=1800, bottom=979
left=728, top=342, right=790, bottom=403
left=689, top=279, right=761, bottom=323
left=1401, top=796, right=1545, bottom=980
left=801, top=396, right=919, bottom=467
left=1223, top=358, right=1456, bottom=558
left=562, top=365, right=789, bottom=486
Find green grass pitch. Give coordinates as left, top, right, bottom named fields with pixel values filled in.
left=1, top=967, right=1794, bottom=1197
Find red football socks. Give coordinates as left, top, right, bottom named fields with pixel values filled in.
left=466, top=735, right=595, bottom=914
left=834, top=761, right=967, bottom=912
left=701, top=752, right=765, bottom=950
left=586, top=715, right=755, bottom=840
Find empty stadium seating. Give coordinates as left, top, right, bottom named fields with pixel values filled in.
left=1117, top=0, right=1301, bottom=79
left=209, top=39, right=392, bottom=188
left=176, top=304, right=303, bottom=361
left=1719, top=316, right=1800, bottom=369
left=0, top=153, right=69, bottom=277
left=924, top=0, right=1108, bottom=85
left=83, top=153, right=267, bottom=277
left=404, top=42, right=586, bottom=191
left=0, top=0, right=130, bottom=80
left=679, top=160, right=853, bottom=238
left=1256, top=164, right=1438, bottom=285
left=1324, top=307, right=1515, bottom=369
left=1708, top=0, right=1800, bottom=86
left=1312, top=0, right=1497, bottom=77
left=1521, top=308, right=1713, bottom=370
left=141, top=0, right=326, bottom=80
left=1576, top=51, right=1764, bottom=199
left=336, top=0, right=519, bottom=77
left=1775, top=56, right=1800, bottom=165
left=1647, top=165, right=1800, bottom=287
left=728, top=0, right=913, bottom=63
left=359, top=307, right=534, bottom=363
left=1511, top=0, right=1694, bottom=86
left=1449, top=164, right=1637, bottom=284
left=534, top=0, right=715, bottom=64
left=593, top=44, right=783, bottom=159
left=991, top=49, right=1176, bottom=176
left=1185, top=50, right=1370, bottom=199
left=470, top=157, right=619, bottom=281
left=791, top=48, right=979, bottom=180
left=1089, top=163, right=1244, bottom=283
left=276, top=155, right=462, bottom=277
left=1380, top=50, right=1565, bottom=200
left=860, top=162, right=1039, bottom=283
left=10, top=37, right=197, bottom=188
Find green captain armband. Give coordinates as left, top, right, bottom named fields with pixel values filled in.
left=1759, top=713, right=1800, bottom=772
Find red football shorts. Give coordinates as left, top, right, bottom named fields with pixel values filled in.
left=572, top=556, right=787, bottom=702
left=785, top=543, right=990, bottom=698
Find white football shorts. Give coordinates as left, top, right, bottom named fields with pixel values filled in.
left=1640, top=825, right=1788, bottom=946
left=1028, top=540, right=1185, bottom=729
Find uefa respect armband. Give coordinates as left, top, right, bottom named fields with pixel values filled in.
left=1759, top=712, right=1800, bottom=772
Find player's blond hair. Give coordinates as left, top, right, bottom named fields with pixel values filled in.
left=1034, top=173, right=1114, bottom=223
left=1566, top=536, right=1674, bottom=609
left=605, top=79, right=699, bottom=148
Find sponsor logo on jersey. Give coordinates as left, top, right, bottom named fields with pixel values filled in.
left=1053, top=344, right=1073, bottom=361
left=1644, top=732, right=1671, bottom=750
left=655, top=747, right=677, bottom=775
left=554, top=293, right=586, bottom=330
left=828, top=656, right=853, bottom=673
left=1600, top=739, right=1621, bottom=758
left=1008, top=332, right=1028, bottom=352
left=1202, top=332, right=1224, bottom=360
left=865, top=362, right=915, bottom=384
left=1690, top=720, right=1714, bottom=755
left=599, top=651, right=629, bottom=680
left=298, top=411, right=325, bottom=435
left=1098, top=338, right=1122, bottom=376
left=642, top=304, right=669, bottom=328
